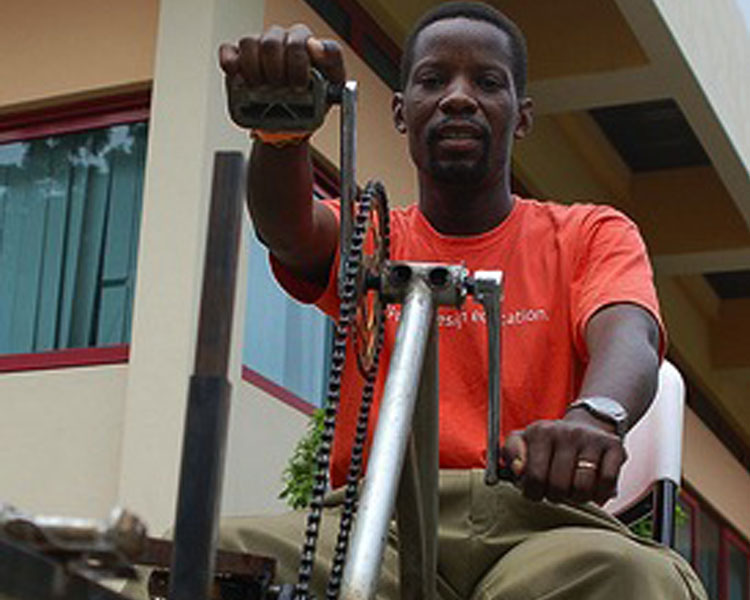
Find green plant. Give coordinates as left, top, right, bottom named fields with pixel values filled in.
left=279, top=408, right=326, bottom=509
left=629, top=500, right=688, bottom=539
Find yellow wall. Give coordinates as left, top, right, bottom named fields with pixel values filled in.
left=683, top=407, right=750, bottom=539
left=0, top=366, right=128, bottom=518
left=0, top=0, right=158, bottom=111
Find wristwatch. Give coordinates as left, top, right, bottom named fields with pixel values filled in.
left=566, top=397, right=629, bottom=438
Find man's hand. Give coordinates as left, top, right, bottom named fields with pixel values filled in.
left=219, top=24, right=345, bottom=96
left=502, top=413, right=627, bottom=506
left=218, top=25, right=343, bottom=289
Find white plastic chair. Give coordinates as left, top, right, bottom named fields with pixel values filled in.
left=604, top=360, right=685, bottom=546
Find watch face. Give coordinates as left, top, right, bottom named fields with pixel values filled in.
left=572, top=397, right=628, bottom=436
left=592, top=397, right=627, bottom=421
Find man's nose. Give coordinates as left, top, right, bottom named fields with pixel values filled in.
left=438, top=79, right=478, bottom=115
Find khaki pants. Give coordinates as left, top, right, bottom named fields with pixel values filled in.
left=124, top=469, right=707, bottom=600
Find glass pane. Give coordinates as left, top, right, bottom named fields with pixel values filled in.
left=728, top=542, right=749, bottom=600
left=243, top=232, right=332, bottom=406
left=697, top=510, right=720, bottom=599
left=0, top=122, right=147, bottom=354
left=675, top=498, right=693, bottom=564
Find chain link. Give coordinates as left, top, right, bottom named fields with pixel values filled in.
left=294, top=182, right=390, bottom=600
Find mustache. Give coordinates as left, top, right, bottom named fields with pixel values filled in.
left=426, top=117, right=491, bottom=146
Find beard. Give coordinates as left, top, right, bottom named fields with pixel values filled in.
left=426, top=122, right=492, bottom=185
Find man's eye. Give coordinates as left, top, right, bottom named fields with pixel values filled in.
left=478, top=76, right=504, bottom=92
left=419, top=74, right=443, bottom=89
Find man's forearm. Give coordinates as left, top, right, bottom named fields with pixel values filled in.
left=247, top=141, right=337, bottom=287
left=571, top=303, right=661, bottom=433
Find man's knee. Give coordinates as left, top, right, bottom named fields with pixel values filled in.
left=472, top=528, right=703, bottom=600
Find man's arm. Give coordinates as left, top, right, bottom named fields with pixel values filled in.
left=503, top=303, right=660, bottom=505
left=218, top=25, right=343, bottom=288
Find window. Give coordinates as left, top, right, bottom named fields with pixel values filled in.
left=699, top=508, right=722, bottom=599
left=241, top=164, right=337, bottom=411
left=677, top=487, right=750, bottom=600
left=726, top=533, right=750, bottom=600
left=0, top=95, right=148, bottom=366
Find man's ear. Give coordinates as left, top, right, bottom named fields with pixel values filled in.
left=514, top=97, right=534, bottom=140
left=392, top=92, right=407, bottom=133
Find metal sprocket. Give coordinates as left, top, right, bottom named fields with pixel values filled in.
left=352, top=181, right=390, bottom=376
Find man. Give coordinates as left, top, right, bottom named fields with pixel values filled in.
left=214, top=3, right=707, bottom=598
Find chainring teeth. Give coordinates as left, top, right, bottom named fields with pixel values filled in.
left=351, top=183, right=390, bottom=377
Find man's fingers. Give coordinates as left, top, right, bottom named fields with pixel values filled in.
left=502, top=431, right=527, bottom=478
left=307, top=37, right=346, bottom=84
left=237, top=36, right=261, bottom=86
left=522, top=425, right=553, bottom=502
left=224, top=27, right=345, bottom=95
left=594, top=444, right=627, bottom=505
left=286, top=24, right=313, bottom=90
left=547, top=442, right=577, bottom=502
left=570, top=453, right=601, bottom=503
left=218, top=43, right=240, bottom=77
left=259, top=25, right=287, bottom=85
left=507, top=420, right=628, bottom=505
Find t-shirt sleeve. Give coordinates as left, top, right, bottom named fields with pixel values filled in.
left=268, top=199, right=342, bottom=319
left=570, top=206, right=666, bottom=359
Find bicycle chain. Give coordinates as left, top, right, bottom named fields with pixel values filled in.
left=294, top=181, right=390, bottom=600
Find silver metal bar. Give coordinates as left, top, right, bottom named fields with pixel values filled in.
left=340, top=278, right=435, bottom=600
left=338, top=80, right=358, bottom=297
left=396, top=317, right=439, bottom=600
left=472, top=271, right=505, bottom=485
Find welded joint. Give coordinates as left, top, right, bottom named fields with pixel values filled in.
left=380, top=261, right=469, bottom=307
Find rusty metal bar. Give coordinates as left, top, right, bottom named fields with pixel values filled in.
left=168, top=151, right=245, bottom=600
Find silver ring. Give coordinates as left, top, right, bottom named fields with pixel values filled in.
left=576, top=459, right=598, bottom=471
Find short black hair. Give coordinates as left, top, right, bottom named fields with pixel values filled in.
left=399, top=1, right=528, bottom=97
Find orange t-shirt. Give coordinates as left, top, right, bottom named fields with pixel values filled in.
left=271, top=197, right=665, bottom=488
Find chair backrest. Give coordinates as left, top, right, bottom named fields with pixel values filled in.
left=604, top=360, right=685, bottom=516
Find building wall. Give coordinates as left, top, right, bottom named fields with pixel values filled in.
left=647, top=0, right=750, bottom=223
left=0, top=365, right=127, bottom=518
left=683, top=407, right=750, bottom=539
left=0, top=0, right=158, bottom=111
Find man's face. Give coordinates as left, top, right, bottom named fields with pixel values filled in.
left=394, top=18, right=531, bottom=186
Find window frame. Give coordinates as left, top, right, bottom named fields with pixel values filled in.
left=680, top=485, right=750, bottom=600
left=0, top=90, right=150, bottom=372
left=722, top=526, right=750, bottom=600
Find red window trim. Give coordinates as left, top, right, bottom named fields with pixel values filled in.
left=681, top=484, right=750, bottom=599
left=0, top=90, right=151, bottom=144
left=680, top=489, right=701, bottom=568
left=241, top=366, right=317, bottom=416
left=0, top=90, right=150, bottom=372
left=0, top=345, right=130, bottom=373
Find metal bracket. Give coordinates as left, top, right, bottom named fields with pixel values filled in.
left=469, top=271, right=505, bottom=485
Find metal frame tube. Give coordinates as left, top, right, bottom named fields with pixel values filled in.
left=340, top=279, right=435, bottom=600
left=338, top=81, right=357, bottom=296
left=396, top=316, right=439, bottom=600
